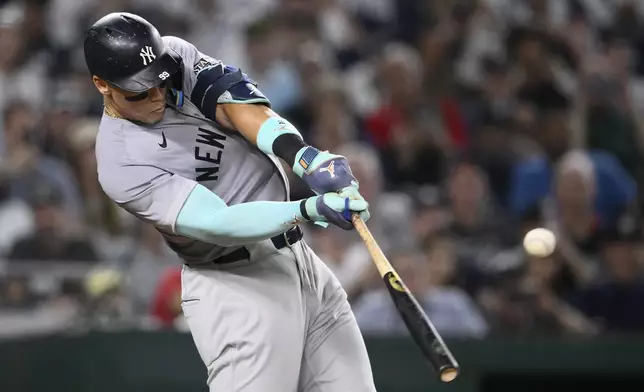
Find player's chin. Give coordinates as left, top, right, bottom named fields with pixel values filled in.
left=142, top=106, right=166, bottom=124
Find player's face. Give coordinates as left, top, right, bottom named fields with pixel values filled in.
left=110, top=83, right=168, bottom=124
left=93, top=76, right=168, bottom=124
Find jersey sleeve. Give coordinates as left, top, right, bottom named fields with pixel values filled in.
left=163, top=35, right=218, bottom=99
left=97, top=136, right=197, bottom=233
left=163, top=36, right=270, bottom=115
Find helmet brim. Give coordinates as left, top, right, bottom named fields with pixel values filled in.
left=110, top=47, right=182, bottom=93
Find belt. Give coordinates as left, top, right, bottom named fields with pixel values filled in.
left=206, top=225, right=303, bottom=265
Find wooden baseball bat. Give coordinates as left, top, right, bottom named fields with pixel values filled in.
left=352, top=214, right=460, bottom=383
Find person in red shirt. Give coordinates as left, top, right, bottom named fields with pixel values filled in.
left=150, top=266, right=182, bottom=328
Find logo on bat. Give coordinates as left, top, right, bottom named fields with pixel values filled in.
left=319, top=161, right=336, bottom=178
left=386, top=271, right=405, bottom=292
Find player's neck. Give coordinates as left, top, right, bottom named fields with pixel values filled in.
left=103, top=99, right=125, bottom=119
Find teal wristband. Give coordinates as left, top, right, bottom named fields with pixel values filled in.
left=256, top=117, right=302, bottom=156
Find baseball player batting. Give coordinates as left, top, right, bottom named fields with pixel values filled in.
left=84, top=12, right=376, bottom=392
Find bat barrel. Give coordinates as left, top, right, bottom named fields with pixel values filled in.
left=384, top=272, right=460, bottom=383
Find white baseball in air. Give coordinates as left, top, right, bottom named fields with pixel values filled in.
left=523, top=228, right=556, bottom=258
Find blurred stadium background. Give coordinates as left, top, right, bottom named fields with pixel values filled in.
left=2, top=0, right=644, bottom=391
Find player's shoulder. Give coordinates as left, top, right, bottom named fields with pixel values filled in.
left=95, top=116, right=150, bottom=167
left=96, top=117, right=126, bottom=154
left=162, top=36, right=192, bottom=52
left=162, top=36, right=222, bottom=71
left=95, top=117, right=169, bottom=201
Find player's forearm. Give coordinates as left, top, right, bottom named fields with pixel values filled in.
left=222, top=104, right=360, bottom=196
left=218, top=103, right=278, bottom=145
left=175, top=184, right=307, bottom=247
left=198, top=64, right=354, bottom=195
left=220, top=102, right=310, bottom=165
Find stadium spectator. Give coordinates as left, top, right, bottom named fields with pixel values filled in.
left=0, top=100, right=83, bottom=217
left=0, top=0, right=642, bottom=341
left=573, top=220, right=644, bottom=332
left=125, top=224, right=182, bottom=315
left=150, top=266, right=182, bottom=329
left=444, top=161, right=515, bottom=282
left=509, top=142, right=637, bottom=231
left=6, top=183, right=99, bottom=263
left=0, top=1, right=49, bottom=117
left=544, top=150, right=637, bottom=273
left=243, top=16, right=302, bottom=113
left=478, top=251, right=600, bottom=336
left=0, top=180, right=33, bottom=256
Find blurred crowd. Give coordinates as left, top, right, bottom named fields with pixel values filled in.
left=2, top=0, right=644, bottom=340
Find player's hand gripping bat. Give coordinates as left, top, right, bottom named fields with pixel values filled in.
left=352, top=214, right=460, bottom=383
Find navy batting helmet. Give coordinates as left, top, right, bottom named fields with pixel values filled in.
left=84, top=12, right=182, bottom=93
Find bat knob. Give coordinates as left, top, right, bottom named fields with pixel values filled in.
left=440, top=367, right=459, bottom=383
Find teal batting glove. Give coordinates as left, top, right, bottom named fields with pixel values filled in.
left=304, top=193, right=369, bottom=230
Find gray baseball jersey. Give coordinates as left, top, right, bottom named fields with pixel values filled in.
left=95, top=36, right=376, bottom=391
left=96, top=36, right=289, bottom=264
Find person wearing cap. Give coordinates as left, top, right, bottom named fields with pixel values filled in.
left=84, top=12, right=376, bottom=392
left=6, top=183, right=99, bottom=263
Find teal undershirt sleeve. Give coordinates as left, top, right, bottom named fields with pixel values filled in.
left=256, top=116, right=302, bottom=156
left=175, top=184, right=305, bottom=247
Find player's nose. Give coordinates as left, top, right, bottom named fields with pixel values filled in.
left=148, top=86, right=165, bottom=100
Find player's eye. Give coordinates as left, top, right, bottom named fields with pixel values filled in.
left=124, top=81, right=167, bottom=102
left=124, top=91, right=149, bottom=102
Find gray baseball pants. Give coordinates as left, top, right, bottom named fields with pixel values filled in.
left=180, top=238, right=377, bottom=391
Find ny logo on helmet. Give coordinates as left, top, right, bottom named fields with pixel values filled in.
left=140, top=46, right=156, bottom=66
